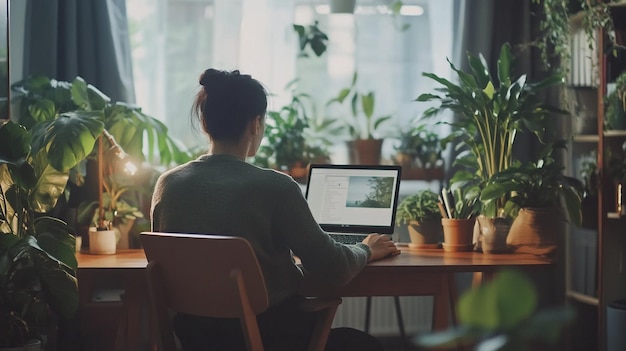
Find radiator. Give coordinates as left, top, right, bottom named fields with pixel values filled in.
left=331, top=296, right=434, bottom=336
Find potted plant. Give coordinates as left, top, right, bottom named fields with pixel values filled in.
left=396, top=190, right=443, bottom=249
left=480, top=141, right=584, bottom=256
left=76, top=171, right=144, bottom=251
left=1, top=119, right=87, bottom=349
left=327, top=72, right=392, bottom=165
left=11, top=75, right=192, bottom=250
left=417, top=42, right=566, bottom=252
left=253, top=80, right=333, bottom=182
left=440, top=186, right=480, bottom=252
left=393, top=123, right=449, bottom=179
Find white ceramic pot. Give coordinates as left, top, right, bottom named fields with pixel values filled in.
left=88, top=227, right=118, bottom=255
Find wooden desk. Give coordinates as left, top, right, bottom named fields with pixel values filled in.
left=76, top=248, right=552, bottom=350
left=77, top=250, right=148, bottom=351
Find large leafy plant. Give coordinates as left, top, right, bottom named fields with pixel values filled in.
left=0, top=120, right=86, bottom=347
left=12, top=75, right=192, bottom=167
left=415, top=269, right=575, bottom=350
left=416, top=42, right=566, bottom=217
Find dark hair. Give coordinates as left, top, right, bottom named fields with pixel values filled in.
left=192, top=69, right=268, bottom=141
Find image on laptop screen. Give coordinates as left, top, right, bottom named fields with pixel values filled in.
left=304, top=164, right=402, bottom=235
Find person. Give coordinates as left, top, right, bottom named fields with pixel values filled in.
left=150, top=68, right=401, bottom=351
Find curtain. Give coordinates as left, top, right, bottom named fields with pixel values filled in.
left=23, top=0, right=135, bottom=103
left=454, top=0, right=552, bottom=164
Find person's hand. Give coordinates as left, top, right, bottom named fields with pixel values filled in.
left=362, top=234, right=401, bottom=262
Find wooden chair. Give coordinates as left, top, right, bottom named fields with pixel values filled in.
left=140, top=231, right=342, bottom=351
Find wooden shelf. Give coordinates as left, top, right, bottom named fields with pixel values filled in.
left=603, top=130, right=626, bottom=137
left=567, top=290, right=599, bottom=306
left=607, top=212, right=621, bottom=219
left=573, top=134, right=599, bottom=143
left=400, top=167, right=444, bottom=181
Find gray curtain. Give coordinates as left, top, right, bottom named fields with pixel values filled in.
left=23, top=0, right=135, bottom=103
left=452, top=0, right=549, bottom=166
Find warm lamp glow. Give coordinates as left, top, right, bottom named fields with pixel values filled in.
left=97, top=130, right=137, bottom=230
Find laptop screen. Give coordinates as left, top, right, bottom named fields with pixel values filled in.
left=304, top=164, right=402, bottom=234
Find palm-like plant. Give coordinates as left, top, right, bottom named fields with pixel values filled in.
left=416, top=42, right=566, bottom=217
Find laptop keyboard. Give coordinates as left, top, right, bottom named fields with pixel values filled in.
left=329, top=233, right=369, bottom=245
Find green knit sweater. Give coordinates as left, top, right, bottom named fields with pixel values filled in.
left=151, top=154, right=371, bottom=305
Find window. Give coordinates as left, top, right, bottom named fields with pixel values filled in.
left=127, top=0, right=455, bottom=162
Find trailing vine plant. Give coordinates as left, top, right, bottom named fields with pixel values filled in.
left=531, top=0, right=622, bottom=79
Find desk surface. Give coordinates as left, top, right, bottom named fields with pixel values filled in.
left=76, top=247, right=554, bottom=348
left=76, top=247, right=552, bottom=271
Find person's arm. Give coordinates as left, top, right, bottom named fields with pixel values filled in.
left=274, top=180, right=397, bottom=285
left=362, top=233, right=401, bottom=262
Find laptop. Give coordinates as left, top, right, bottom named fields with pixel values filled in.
left=304, top=164, right=402, bottom=245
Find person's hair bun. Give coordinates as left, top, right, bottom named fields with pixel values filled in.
left=199, top=69, right=248, bottom=92
left=199, top=69, right=228, bottom=89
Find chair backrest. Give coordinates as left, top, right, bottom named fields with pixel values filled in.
left=140, top=232, right=269, bottom=318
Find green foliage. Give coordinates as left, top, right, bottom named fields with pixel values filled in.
left=531, top=0, right=620, bottom=79
left=293, top=21, right=328, bottom=58
left=415, top=270, right=575, bottom=351
left=606, top=141, right=626, bottom=183
left=253, top=80, right=335, bottom=169
left=0, top=121, right=79, bottom=347
left=12, top=75, right=193, bottom=167
left=417, top=42, right=566, bottom=215
left=394, top=123, right=450, bottom=169
left=395, top=190, right=442, bottom=225
left=327, top=72, right=392, bottom=140
left=417, top=42, right=565, bottom=181
left=480, top=141, right=584, bottom=226
left=446, top=185, right=480, bottom=220
left=579, top=150, right=598, bottom=197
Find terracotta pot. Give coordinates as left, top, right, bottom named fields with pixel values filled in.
left=395, top=152, right=414, bottom=168
left=507, top=207, right=565, bottom=256
left=407, top=219, right=443, bottom=249
left=347, top=139, right=383, bottom=165
left=475, top=215, right=512, bottom=254
left=441, top=218, right=475, bottom=252
left=88, top=227, right=118, bottom=255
